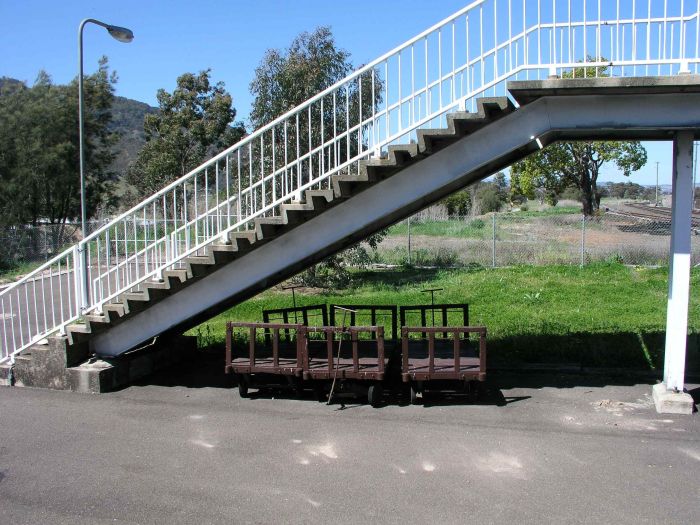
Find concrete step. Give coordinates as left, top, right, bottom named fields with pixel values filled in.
left=141, top=280, right=173, bottom=301
left=102, top=303, right=126, bottom=322
left=163, top=269, right=189, bottom=286
left=185, top=255, right=216, bottom=278
left=254, top=216, right=288, bottom=240
left=66, top=323, right=92, bottom=345
left=0, top=362, right=12, bottom=386
left=332, top=171, right=370, bottom=198
left=11, top=336, right=88, bottom=389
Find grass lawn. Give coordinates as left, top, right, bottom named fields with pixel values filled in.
left=188, top=262, right=700, bottom=371
left=387, top=218, right=491, bottom=238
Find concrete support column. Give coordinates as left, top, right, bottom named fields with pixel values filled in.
left=654, top=131, right=696, bottom=414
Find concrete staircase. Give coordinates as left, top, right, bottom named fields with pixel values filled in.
left=3, top=97, right=514, bottom=390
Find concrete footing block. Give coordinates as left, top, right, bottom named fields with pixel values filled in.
left=67, top=359, right=115, bottom=393
left=67, top=335, right=198, bottom=393
left=0, top=363, right=13, bottom=386
left=652, top=382, right=695, bottom=414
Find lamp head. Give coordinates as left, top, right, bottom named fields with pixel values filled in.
left=106, top=25, right=134, bottom=43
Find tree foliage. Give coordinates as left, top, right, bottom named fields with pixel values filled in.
left=250, top=27, right=353, bottom=129
left=249, top=27, right=385, bottom=288
left=475, top=184, right=504, bottom=213
left=510, top=141, right=647, bottom=214
left=127, top=70, right=245, bottom=197
left=0, top=58, right=117, bottom=233
left=600, top=181, right=656, bottom=201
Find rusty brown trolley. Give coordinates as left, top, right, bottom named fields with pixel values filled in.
left=225, top=322, right=305, bottom=398
left=401, top=326, right=487, bottom=404
left=225, top=321, right=388, bottom=406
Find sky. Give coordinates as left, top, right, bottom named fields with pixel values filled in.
left=0, top=0, right=693, bottom=186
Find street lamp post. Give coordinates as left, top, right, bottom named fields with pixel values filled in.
left=78, top=18, right=133, bottom=310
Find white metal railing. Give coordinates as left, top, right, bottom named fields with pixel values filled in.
left=2, top=0, right=699, bottom=363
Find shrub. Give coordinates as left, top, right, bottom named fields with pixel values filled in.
left=411, top=247, right=462, bottom=268
left=475, top=185, right=503, bottom=213
left=443, top=190, right=471, bottom=216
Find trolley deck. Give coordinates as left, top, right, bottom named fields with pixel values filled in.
left=401, top=327, right=486, bottom=382
left=302, top=326, right=386, bottom=381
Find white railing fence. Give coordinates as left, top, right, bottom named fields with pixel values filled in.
left=2, top=0, right=699, bottom=362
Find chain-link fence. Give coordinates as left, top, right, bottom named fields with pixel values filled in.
left=1, top=210, right=696, bottom=277
left=0, top=221, right=107, bottom=270
left=377, top=211, right=700, bottom=268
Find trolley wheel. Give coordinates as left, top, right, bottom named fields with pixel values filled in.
left=467, top=380, right=477, bottom=403
left=238, top=375, right=249, bottom=398
left=288, top=376, right=304, bottom=399
left=313, top=383, right=327, bottom=402
left=367, top=383, right=383, bottom=408
left=410, top=384, right=420, bottom=405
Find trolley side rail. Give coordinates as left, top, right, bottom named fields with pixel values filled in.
left=226, top=322, right=305, bottom=376
left=399, top=304, right=469, bottom=339
left=262, top=304, right=328, bottom=326
left=401, top=326, right=486, bottom=382
left=330, top=305, right=398, bottom=342
left=302, top=326, right=386, bottom=381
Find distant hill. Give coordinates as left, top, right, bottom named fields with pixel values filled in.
left=0, top=77, right=24, bottom=91
left=108, top=95, right=157, bottom=177
left=0, top=76, right=156, bottom=180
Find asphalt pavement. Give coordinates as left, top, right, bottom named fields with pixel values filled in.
left=0, top=364, right=698, bottom=524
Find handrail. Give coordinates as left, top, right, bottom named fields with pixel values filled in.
left=2, top=0, right=699, bottom=363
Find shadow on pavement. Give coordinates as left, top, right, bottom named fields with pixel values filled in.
left=689, top=386, right=700, bottom=404
left=124, top=340, right=699, bottom=411
left=128, top=351, right=232, bottom=390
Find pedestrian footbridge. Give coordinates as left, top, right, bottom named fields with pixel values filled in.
left=1, top=1, right=699, bottom=412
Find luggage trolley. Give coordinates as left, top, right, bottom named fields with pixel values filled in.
left=225, top=322, right=305, bottom=398
left=400, top=303, right=487, bottom=404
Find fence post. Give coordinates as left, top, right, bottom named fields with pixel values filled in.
left=580, top=214, right=586, bottom=266
left=407, top=217, right=412, bottom=266
left=492, top=213, right=496, bottom=268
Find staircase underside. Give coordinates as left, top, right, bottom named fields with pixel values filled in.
left=48, top=77, right=700, bottom=359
